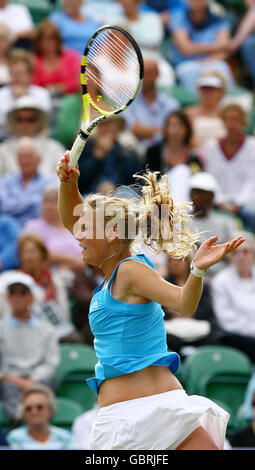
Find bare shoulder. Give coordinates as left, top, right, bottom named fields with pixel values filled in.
left=116, top=259, right=160, bottom=284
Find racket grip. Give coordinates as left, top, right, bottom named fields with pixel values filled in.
left=68, top=133, right=88, bottom=168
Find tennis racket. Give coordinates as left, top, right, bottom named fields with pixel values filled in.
left=68, top=24, right=144, bottom=168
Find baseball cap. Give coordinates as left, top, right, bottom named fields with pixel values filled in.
left=189, top=172, right=219, bottom=193
left=5, top=272, right=36, bottom=294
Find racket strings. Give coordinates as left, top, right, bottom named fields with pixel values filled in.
left=86, top=29, right=140, bottom=111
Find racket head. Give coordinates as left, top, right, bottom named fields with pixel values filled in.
left=81, top=25, right=144, bottom=117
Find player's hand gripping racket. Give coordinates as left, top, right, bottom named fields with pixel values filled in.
left=68, top=24, right=144, bottom=168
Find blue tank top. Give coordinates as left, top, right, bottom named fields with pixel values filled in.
left=86, top=254, right=180, bottom=394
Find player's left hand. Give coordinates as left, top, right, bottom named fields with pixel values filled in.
left=194, top=235, right=245, bottom=270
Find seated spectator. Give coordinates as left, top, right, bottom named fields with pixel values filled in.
left=69, top=265, right=104, bottom=345
left=211, top=231, right=255, bottom=363
left=0, top=272, right=59, bottom=423
left=144, top=110, right=202, bottom=175
left=143, top=0, right=186, bottom=31
left=0, top=48, right=51, bottom=140
left=229, top=373, right=255, bottom=448
left=0, top=137, right=57, bottom=227
left=123, top=57, right=179, bottom=152
left=163, top=255, right=223, bottom=356
left=22, top=183, right=83, bottom=271
left=185, top=70, right=227, bottom=147
left=49, top=0, right=101, bottom=56
left=32, top=20, right=81, bottom=96
left=18, top=234, right=72, bottom=320
left=169, top=0, right=234, bottom=91
left=0, top=95, right=65, bottom=176
left=0, top=0, right=34, bottom=50
left=0, top=21, right=11, bottom=87
left=72, top=400, right=98, bottom=449
left=78, top=116, right=142, bottom=195
left=7, top=384, right=76, bottom=449
left=229, top=0, right=255, bottom=89
left=103, top=0, right=175, bottom=87
left=202, top=104, right=255, bottom=232
left=0, top=212, right=20, bottom=272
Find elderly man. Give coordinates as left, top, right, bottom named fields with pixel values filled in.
left=0, top=137, right=58, bottom=227
left=0, top=95, right=65, bottom=176
left=0, top=272, right=59, bottom=423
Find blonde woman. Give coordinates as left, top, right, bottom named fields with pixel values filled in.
left=56, top=151, right=244, bottom=450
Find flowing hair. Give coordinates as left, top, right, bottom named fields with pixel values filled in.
left=83, top=170, right=200, bottom=259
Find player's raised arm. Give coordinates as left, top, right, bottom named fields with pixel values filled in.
left=56, top=150, right=84, bottom=234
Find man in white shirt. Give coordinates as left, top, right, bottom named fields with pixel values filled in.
left=0, top=272, right=59, bottom=423
left=202, top=103, right=255, bottom=232
left=0, top=0, right=34, bottom=45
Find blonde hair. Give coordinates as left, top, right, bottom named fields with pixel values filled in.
left=16, top=384, right=57, bottom=421
left=85, top=171, right=200, bottom=259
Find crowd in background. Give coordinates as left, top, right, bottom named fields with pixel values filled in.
left=0, top=0, right=255, bottom=450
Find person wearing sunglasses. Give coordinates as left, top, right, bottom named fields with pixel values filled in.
left=6, top=384, right=76, bottom=449
left=0, top=272, right=59, bottom=424
left=0, top=94, right=65, bottom=177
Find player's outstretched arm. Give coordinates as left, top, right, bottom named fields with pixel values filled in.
left=57, top=150, right=84, bottom=234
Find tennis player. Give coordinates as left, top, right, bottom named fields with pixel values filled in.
left=57, top=150, right=244, bottom=450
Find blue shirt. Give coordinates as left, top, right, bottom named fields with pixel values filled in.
left=0, top=215, right=20, bottom=271
left=49, top=11, right=101, bottom=56
left=0, top=173, right=57, bottom=227
left=86, top=254, right=180, bottom=394
left=123, top=91, right=180, bottom=148
left=7, top=425, right=76, bottom=450
left=170, top=8, right=230, bottom=66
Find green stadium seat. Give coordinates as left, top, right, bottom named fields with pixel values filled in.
left=55, top=344, right=98, bottom=384
left=50, top=93, right=82, bottom=148
left=54, top=344, right=97, bottom=412
left=51, top=397, right=84, bottom=431
left=158, top=85, right=198, bottom=108
left=183, top=346, right=253, bottom=418
left=0, top=401, right=11, bottom=432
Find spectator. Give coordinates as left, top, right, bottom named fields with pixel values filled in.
left=202, top=104, right=255, bottom=232
left=18, top=233, right=72, bottom=320
left=7, top=384, right=76, bottom=449
left=169, top=0, right=234, bottom=91
left=0, top=21, right=11, bottom=87
left=32, top=20, right=81, bottom=96
left=78, top=116, right=142, bottom=195
left=72, top=400, right=98, bottom=449
left=163, top=255, right=223, bottom=356
left=0, top=95, right=65, bottom=177
left=211, top=231, right=255, bottom=363
left=229, top=373, right=255, bottom=448
left=69, top=265, right=104, bottom=345
left=185, top=70, right=227, bottom=147
left=142, top=0, right=186, bottom=31
left=0, top=48, right=51, bottom=140
left=144, top=110, right=202, bottom=175
left=229, top=0, right=255, bottom=89
left=0, top=0, right=34, bottom=50
left=0, top=272, right=59, bottom=423
left=49, top=0, right=101, bottom=56
left=22, top=183, right=83, bottom=271
left=123, top=56, right=179, bottom=151
left=0, top=212, right=20, bottom=272
left=0, top=137, right=57, bottom=227
left=103, top=0, right=175, bottom=87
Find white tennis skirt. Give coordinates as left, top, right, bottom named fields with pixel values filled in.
left=88, top=389, right=229, bottom=450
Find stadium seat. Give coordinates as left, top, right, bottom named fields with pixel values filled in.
left=50, top=94, right=82, bottom=148
left=0, top=401, right=11, bottom=432
left=10, top=0, right=60, bottom=24
left=55, top=344, right=98, bottom=384
left=51, top=397, right=84, bottom=431
left=54, top=344, right=97, bottom=412
left=183, top=345, right=253, bottom=417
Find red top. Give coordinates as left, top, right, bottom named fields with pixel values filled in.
left=32, top=49, right=81, bottom=94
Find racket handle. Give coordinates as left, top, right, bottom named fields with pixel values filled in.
left=68, top=133, right=88, bottom=168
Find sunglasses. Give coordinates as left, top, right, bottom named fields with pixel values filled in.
left=8, top=287, right=30, bottom=296
left=25, top=404, right=46, bottom=412
left=15, top=116, right=38, bottom=123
